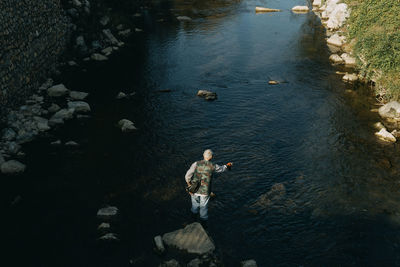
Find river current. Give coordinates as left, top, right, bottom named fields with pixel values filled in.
left=5, top=0, right=400, bottom=266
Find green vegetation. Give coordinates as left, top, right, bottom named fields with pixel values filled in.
left=345, top=0, right=400, bottom=101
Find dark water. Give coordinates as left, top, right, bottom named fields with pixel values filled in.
left=5, top=0, right=400, bottom=266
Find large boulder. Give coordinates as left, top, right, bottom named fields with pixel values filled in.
left=326, top=3, right=349, bottom=30
left=378, top=101, right=400, bottom=119
left=48, top=84, right=69, bottom=97
left=1, top=160, right=26, bottom=175
left=162, top=222, right=215, bottom=255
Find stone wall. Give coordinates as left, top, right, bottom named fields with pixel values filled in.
left=0, top=0, right=68, bottom=119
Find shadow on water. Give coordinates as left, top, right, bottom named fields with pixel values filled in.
left=4, top=0, right=400, bottom=266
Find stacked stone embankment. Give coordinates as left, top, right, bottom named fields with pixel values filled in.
left=0, top=0, right=68, bottom=119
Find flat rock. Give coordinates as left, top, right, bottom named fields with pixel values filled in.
left=67, top=101, right=91, bottom=113
left=97, top=206, right=119, bottom=219
left=48, top=84, right=69, bottom=97
left=341, top=53, right=356, bottom=66
left=70, top=91, right=89, bottom=100
left=162, top=222, right=215, bottom=255
left=1, top=160, right=26, bottom=175
left=378, top=101, right=400, bottom=119
left=327, top=33, right=344, bottom=47
left=329, top=54, right=344, bottom=64
left=197, top=90, right=217, bottom=101
left=342, top=73, right=358, bottom=83
left=241, top=259, right=258, bottom=267
left=292, top=6, right=309, bottom=12
left=118, top=119, right=137, bottom=132
left=255, top=7, right=280, bottom=12
left=375, top=128, right=396, bottom=143
left=91, top=53, right=108, bottom=61
left=176, top=16, right=192, bottom=21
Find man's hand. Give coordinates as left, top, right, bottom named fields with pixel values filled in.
left=226, top=162, right=233, bottom=170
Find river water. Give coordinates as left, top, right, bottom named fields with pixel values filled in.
left=5, top=0, right=400, bottom=266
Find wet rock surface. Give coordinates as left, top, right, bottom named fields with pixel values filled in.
left=162, top=222, right=215, bottom=255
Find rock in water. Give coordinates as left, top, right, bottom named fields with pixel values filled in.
left=48, top=84, right=69, bottom=97
left=375, top=128, right=396, bottom=143
left=97, top=206, right=119, bottom=220
left=241, top=259, right=258, bottom=267
left=159, top=259, right=181, bottom=267
left=378, top=101, right=400, bottom=119
left=292, top=6, right=309, bottom=12
left=99, top=233, right=119, bottom=241
left=116, top=92, right=127, bottom=99
left=67, top=101, right=91, bottom=113
left=91, top=53, right=108, bottom=61
left=176, top=16, right=192, bottom=21
left=69, top=91, right=89, bottom=100
left=255, top=7, right=280, bottom=12
left=102, top=29, right=119, bottom=45
left=154, top=235, right=165, bottom=253
left=313, top=0, right=322, bottom=7
left=197, top=90, right=217, bottom=101
left=162, top=222, right=215, bottom=255
left=118, top=119, right=137, bottom=132
left=1, top=160, right=26, bottom=175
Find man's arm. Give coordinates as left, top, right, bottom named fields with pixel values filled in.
left=214, top=164, right=227, bottom=173
left=185, top=162, right=197, bottom=185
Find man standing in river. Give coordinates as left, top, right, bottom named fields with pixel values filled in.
left=185, top=149, right=232, bottom=225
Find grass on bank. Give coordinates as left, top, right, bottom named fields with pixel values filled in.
left=344, top=0, right=400, bottom=101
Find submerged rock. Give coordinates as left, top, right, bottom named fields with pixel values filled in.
left=375, top=128, right=396, bottom=143
left=116, top=92, right=127, bottom=99
left=253, top=183, right=286, bottom=208
left=65, top=141, right=79, bottom=146
left=162, top=222, right=215, bottom=255
left=1, top=160, right=26, bottom=175
left=48, top=84, right=69, bottom=97
left=118, top=119, right=137, bottom=132
left=378, top=101, right=400, bottom=119
left=197, top=90, right=217, bottom=101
